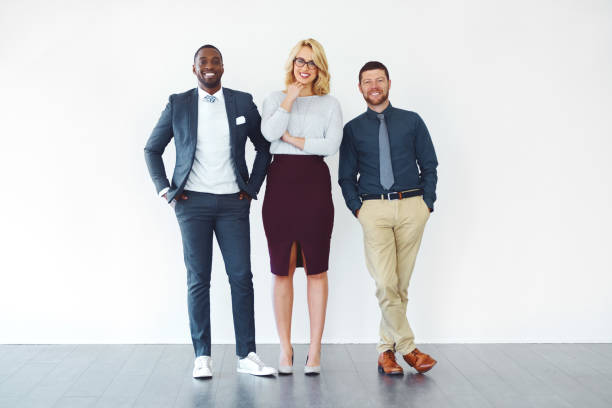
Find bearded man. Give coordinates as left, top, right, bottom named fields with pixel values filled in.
left=144, top=44, right=275, bottom=378
left=339, top=61, right=439, bottom=375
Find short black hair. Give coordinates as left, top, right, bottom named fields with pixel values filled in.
left=193, top=44, right=223, bottom=63
left=358, top=61, right=389, bottom=83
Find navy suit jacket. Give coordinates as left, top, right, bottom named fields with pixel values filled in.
left=144, top=87, right=271, bottom=202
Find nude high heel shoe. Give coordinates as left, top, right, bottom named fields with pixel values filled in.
left=304, top=354, right=321, bottom=375
left=278, top=346, right=294, bottom=375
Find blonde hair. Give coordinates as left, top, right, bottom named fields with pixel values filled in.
left=284, top=38, right=330, bottom=96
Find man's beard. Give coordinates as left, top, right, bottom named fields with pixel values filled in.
left=200, top=76, right=221, bottom=90
left=364, top=90, right=388, bottom=106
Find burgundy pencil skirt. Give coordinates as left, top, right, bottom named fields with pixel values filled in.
left=262, top=154, right=334, bottom=276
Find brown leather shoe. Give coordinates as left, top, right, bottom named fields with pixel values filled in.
left=403, top=348, right=437, bottom=373
left=377, top=350, right=404, bottom=375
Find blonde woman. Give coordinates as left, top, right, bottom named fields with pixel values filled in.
left=261, top=39, right=342, bottom=375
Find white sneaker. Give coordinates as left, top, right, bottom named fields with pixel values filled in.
left=193, top=356, right=212, bottom=378
left=237, top=352, right=278, bottom=376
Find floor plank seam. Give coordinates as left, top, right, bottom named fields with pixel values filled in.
left=52, top=345, right=107, bottom=406
left=531, top=344, right=612, bottom=405
left=434, top=344, right=496, bottom=407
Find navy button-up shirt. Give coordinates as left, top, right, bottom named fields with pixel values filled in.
left=339, top=103, right=438, bottom=214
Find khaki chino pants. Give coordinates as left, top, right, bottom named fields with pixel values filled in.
left=358, top=195, right=430, bottom=355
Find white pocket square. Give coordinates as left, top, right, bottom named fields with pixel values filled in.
left=236, top=116, right=246, bottom=125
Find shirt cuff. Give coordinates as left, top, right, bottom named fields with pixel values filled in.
left=348, top=198, right=362, bottom=215
left=423, top=196, right=434, bottom=212
left=158, top=187, right=169, bottom=198
left=277, top=106, right=290, bottom=114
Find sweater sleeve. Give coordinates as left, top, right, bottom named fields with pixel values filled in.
left=261, top=93, right=290, bottom=142
left=303, top=98, right=343, bottom=156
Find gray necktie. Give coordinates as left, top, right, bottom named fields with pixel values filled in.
left=377, top=114, right=394, bottom=190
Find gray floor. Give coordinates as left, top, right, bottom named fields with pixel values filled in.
left=1, top=344, right=612, bottom=408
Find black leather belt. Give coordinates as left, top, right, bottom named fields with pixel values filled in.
left=361, top=189, right=423, bottom=201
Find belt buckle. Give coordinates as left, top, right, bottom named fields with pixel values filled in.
left=386, top=192, right=392, bottom=200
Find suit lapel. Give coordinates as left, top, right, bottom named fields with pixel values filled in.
left=223, top=88, right=237, bottom=154
left=188, top=88, right=198, bottom=147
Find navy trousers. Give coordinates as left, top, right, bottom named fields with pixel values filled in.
left=174, top=191, right=256, bottom=358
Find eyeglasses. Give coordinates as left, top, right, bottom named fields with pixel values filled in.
left=294, top=58, right=317, bottom=69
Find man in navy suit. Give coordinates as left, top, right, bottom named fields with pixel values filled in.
left=144, top=45, right=275, bottom=378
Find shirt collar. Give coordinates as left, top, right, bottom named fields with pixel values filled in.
left=198, top=86, right=224, bottom=103
left=366, top=101, right=393, bottom=119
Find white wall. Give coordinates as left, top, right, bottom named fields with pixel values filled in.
left=1, top=0, right=611, bottom=344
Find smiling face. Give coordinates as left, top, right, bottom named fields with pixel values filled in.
left=293, top=46, right=318, bottom=86
left=192, top=47, right=224, bottom=93
left=359, top=69, right=391, bottom=108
